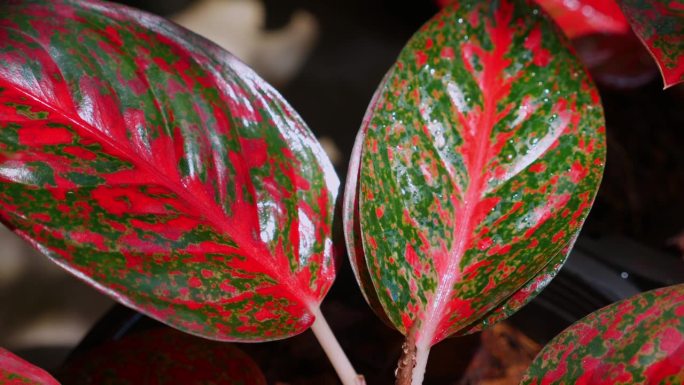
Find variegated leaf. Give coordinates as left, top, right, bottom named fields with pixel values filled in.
left=60, top=328, right=266, bottom=385
left=0, top=0, right=338, bottom=342
left=345, top=105, right=576, bottom=335
left=0, top=348, right=59, bottom=385
left=616, top=0, right=684, bottom=88
left=522, top=284, right=684, bottom=384
left=346, top=0, right=606, bottom=357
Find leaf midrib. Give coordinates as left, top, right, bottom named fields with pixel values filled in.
left=0, top=78, right=316, bottom=313
left=415, top=13, right=513, bottom=348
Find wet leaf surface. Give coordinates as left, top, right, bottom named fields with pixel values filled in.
left=344, top=0, right=606, bottom=349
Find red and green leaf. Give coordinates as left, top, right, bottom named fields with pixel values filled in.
left=456, top=236, right=575, bottom=335
left=0, top=348, right=59, bottom=385
left=533, top=0, right=630, bottom=38
left=60, top=328, right=266, bottom=385
left=616, top=0, right=684, bottom=88
left=522, top=284, right=684, bottom=384
left=344, top=0, right=606, bottom=354
left=0, top=0, right=338, bottom=342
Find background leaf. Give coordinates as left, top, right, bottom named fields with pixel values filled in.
left=616, top=0, right=684, bottom=88
left=0, top=348, right=60, bottom=385
left=0, top=0, right=338, bottom=342
left=346, top=0, right=606, bottom=351
left=59, top=328, right=266, bottom=385
left=533, top=0, right=630, bottom=38
left=522, top=284, right=684, bottom=384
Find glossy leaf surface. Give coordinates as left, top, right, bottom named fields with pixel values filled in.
left=60, top=328, right=266, bottom=385
left=0, top=348, right=59, bottom=385
left=617, top=0, right=684, bottom=88
left=0, top=0, right=338, bottom=341
left=346, top=0, right=606, bottom=349
left=522, top=284, right=684, bottom=384
left=345, top=109, right=576, bottom=335
left=533, top=0, right=630, bottom=38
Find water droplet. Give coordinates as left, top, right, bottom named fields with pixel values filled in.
left=621, top=271, right=629, bottom=279
left=506, top=154, right=513, bottom=161
left=532, top=8, right=539, bottom=15
left=531, top=137, right=539, bottom=145
left=457, top=17, right=464, bottom=24
left=543, top=97, right=549, bottom=103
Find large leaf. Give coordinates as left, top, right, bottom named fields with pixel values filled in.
left=345, top=0, right=606, bottom=354
left=533, top=0, right=630, bottom=38
left=521, top=284, right=684, bottom=384
left=616, top=0, right=684, bottom=88
left=60, top=328, right=266, bottom=385
left=0, top=0, right=338, bottom=342
left=0, top=348, right=59, bottom=385
left=345, top=102, right=577, bottom=335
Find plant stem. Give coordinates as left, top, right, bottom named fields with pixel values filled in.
left=310, top=306, right=366, bottom=385
left=411, top=342, right=430, bottom=385
left=395, top=322, right=427, bottom=385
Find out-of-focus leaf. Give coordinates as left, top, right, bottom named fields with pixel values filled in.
left=0, top=348, right=60, bottom=385
left=522, top=284, right=684, bottom=384
left=0, top=0, right=338, bottom=342
left=573, top=32, right=658, bottom=89
left=534, top=0, right=630, bottom=38
left=616, top=0, right=684, bottom=88
left=60, top=328, right=266, bottom=385
left=344, top=0, right=606, bottom=354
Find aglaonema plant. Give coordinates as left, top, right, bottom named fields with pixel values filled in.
left=0, top=0, right=362, bottom=384
left=0, top=0, right=682, bottom=384
left=521, top=284, right=684, bottom=384
left=532, top=0, right=684, bottom=88
left=344, top=0, right=606, bottom=383
left=617, top=0, right=684, bottom=87
left=0, top=348, right=59, bottom=385
left=533, top=0, right=631, bottom=38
